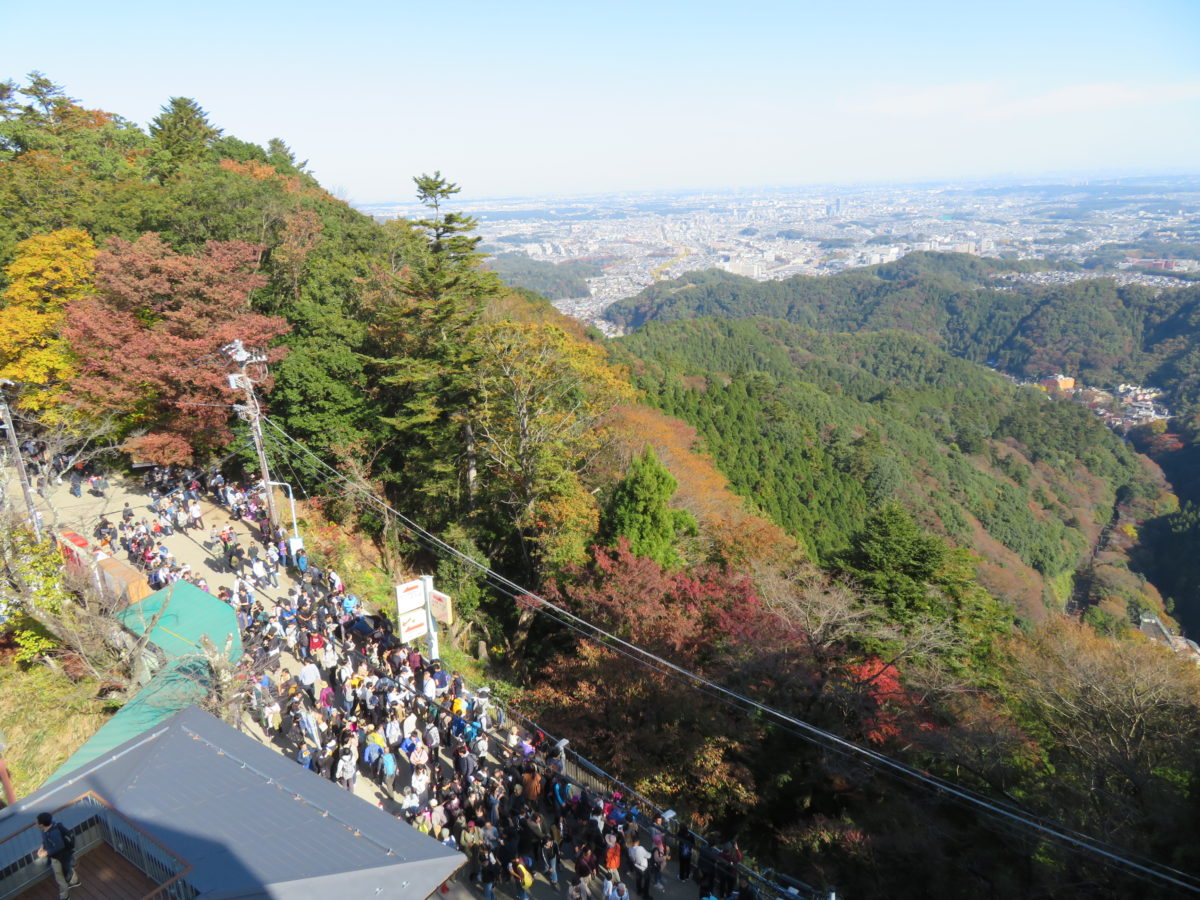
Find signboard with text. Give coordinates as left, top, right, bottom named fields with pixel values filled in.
left=398, top=608, right=428, bottom=642
left=429, top=588, right=453, bottom=627
left=396, top=579, right=425, bottom=614
left=395, top=578, right=454, bottom=626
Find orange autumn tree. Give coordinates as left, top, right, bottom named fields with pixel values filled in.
left=62, top=233, right=290, bottom=463
left=0, top=227, right=96, bottom=411
left=468, top=320, right=634, bottom=573
left=606, top=403, right=799, bottom=569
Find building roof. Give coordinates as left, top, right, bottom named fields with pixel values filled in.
left=2, top=706, right=463, bottom=899
left=117, top=581, right=243, bottom=663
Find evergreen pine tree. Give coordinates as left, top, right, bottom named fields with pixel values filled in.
left=604, top=446, right=697, bottom=568
left=365, top=172, right=502, bottom=517
left=148, top=97, right=221, bottom=179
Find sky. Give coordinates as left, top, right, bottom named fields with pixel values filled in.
left=4, top=0, right=1200, bottom=204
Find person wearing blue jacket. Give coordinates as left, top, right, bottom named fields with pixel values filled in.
left=36, top=812, right=80, bottom=898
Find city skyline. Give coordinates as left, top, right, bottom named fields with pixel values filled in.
left=4, top=0, right=1199, bottom=203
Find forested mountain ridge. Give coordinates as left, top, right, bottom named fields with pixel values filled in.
left=604, top=254, right=1200, bottom=426
left=606, top=253, right=1200, bottom=630
left=4, top=74, right=1200, bottom=899
left=483, top=251, right=604, bottom=299
left=614, top=318, right=1171, bottom=623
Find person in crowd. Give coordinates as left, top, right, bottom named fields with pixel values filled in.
left=76, top=465, right=761, bottom=900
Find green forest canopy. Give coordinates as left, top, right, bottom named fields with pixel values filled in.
left=615, top=319, right=1159, bottom=608
left=484, top=251, right=604, bottom=299
left=605, top=253, right=1200, bottom=424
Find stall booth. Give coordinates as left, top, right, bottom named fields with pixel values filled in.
left=55, top=530, right=150, bottom=610
left=56, top=530, right=90, bottom=573
left=96, top=555, right=151, bottom=608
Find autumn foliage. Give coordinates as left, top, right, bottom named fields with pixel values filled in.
left=6, top=76, right=1200, bottom=898
left=62, top=233, right=290, bottom=462
left=843, top=657, right=909, bottom=744
left=606, top=403, right=799, bottom=568
left=545, top=537, right=762, bottom=657
left=219, top=157, right=304, bottom=194
left=0, top=227, right=95, bottom=409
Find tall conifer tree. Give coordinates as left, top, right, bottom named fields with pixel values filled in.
left=604, top=446, right=697, bottom=568
left=148, top=97, right=220, bottom=179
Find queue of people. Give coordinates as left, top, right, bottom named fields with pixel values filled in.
left=90, top=465, right=294, bottom=596
left=62, top=465, right=755, bottom=900
left=235, top=580, right=751, bottom=900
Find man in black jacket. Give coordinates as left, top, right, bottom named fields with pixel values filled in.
left=35, top=811, right=80, bottom=897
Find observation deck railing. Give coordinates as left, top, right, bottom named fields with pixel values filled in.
left=0, top=793, right=196, bottom=900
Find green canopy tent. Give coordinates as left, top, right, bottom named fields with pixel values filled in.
left=46, top=582, right=242, bottom=784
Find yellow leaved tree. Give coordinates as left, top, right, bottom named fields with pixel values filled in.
left=469, top=320, right=635, bottom=573
left=0, top=227, right=96, bottom=410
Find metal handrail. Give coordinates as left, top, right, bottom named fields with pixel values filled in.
left=409, top=687, right=824, bottom=900
left=274, top=608, right=825, bottom=897
left=503, top=714, right=822, bottom=900
left=0, top=792, right=197, bottom=900
left=0, top=792, right=101, bottom=897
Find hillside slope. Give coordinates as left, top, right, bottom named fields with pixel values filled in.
left=615, top=318, right=1171, bottom=621
left=605, top=254, right=1200, bottom=417
left=5, top=75, right=1200, bottom=899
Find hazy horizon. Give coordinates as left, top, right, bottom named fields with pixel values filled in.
left=354, top=168, right=1200, bottom=210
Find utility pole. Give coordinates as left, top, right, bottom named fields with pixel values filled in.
left=223, top=341, right=279, bottom=534
left=268, top=481, right=300, bottom=540
left=0, top=380, right=41, bottom=541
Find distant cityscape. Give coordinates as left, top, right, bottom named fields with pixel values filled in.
left=359, top=176, right=1200, bottom=335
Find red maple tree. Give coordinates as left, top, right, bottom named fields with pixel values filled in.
left=545, top=538, right=764, bottom=660
left=63, top=233, right=290, bottom=463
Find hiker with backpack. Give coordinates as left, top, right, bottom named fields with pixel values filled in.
left=36, top=811, right=80, bottom=898
left=509, top=857, right=535, bottom=900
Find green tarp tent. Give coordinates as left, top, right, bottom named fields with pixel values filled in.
left=116, top=581, right=242, bottom=662
left=46, top=582, right=241, bottom=784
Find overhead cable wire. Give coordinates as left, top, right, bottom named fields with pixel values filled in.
left=426, top=564, right=1199, bottom=887
left=257, top=415, right=1200, bottom=894
left=260, top=416, right=1200, bottom=893
left=259, top=425, right=315, bottom=500
left=259, top=416, right=1200, bottom=892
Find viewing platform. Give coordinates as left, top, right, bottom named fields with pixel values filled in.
left=15, top=842, right=159, bottom=900
left=0, top=793, right=193, bottom=900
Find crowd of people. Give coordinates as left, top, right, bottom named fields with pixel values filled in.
left=87, top=465, right=755, bottom=900
left=88, top=465, right=299, bottom=596
left=237, top=589, right=750, bottom=900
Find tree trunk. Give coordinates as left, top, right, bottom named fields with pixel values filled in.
left=510, top=605, right=538, bottom=659
left=464, top=417, right=478, bottom=510
left=199, top=633, right=239, bottom=724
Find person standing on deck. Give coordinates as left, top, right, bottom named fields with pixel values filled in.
left=35, top=811, right=80, bottom=897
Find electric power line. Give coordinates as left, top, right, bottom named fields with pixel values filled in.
left=257, top=415, right=1200, bottom=895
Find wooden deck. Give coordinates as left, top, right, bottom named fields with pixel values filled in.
left=17, top=842, right=160, bottom=900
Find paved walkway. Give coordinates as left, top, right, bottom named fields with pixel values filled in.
left=25, top=474, right=705, bottom=900
left=33, top=476, right=295, bottom=609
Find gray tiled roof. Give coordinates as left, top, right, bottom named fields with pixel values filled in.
left=0, top=706, right=462, bottom=899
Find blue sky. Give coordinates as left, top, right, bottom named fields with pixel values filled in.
left=5, top=0, right=1199, bottom=203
